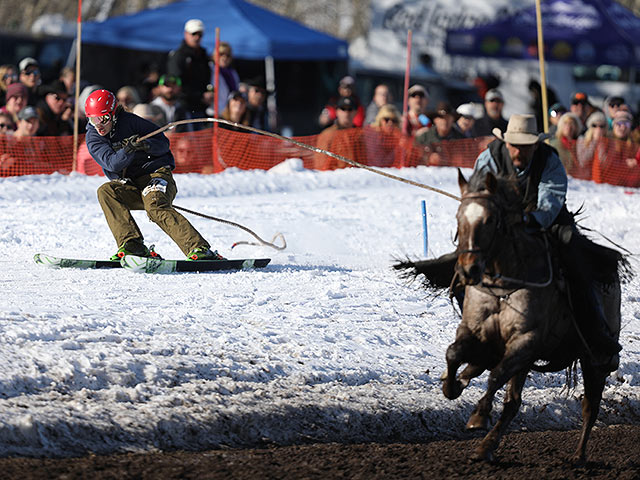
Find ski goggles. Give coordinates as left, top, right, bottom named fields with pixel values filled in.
left=88, top=114, right=112, bottom=127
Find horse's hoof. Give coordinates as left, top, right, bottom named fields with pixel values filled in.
left=570, top=453, right=586, bottom=466
left=471, top=447, right=495, bottom=463
left=442, top=381, right=463, bottom=400
left=466, top=413, right=489, bottom=430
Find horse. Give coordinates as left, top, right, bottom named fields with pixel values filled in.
left=395, top=169, right=624, bottom=464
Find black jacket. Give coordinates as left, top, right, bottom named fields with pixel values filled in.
left=166, top=41, right=211, bottom=112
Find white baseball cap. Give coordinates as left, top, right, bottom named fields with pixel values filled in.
left=184, top=19, right=205, bottom=34
left=456, top=102, right=483, bottom=119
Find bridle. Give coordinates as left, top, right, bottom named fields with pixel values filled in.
left=456, top=192, right=504, bottom=258
left=456, top=190, right=553, bottom=290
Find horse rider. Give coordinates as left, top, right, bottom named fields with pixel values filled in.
left=434, top=114, right=621, bottom=358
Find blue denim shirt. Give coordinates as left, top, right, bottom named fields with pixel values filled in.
left=473, top=146, right=568, bottom=228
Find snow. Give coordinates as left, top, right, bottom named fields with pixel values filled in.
left=0, top=162, right=639, bottom=457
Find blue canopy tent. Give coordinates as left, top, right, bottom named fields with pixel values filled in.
left=445, top=0, right=640, bottom=67
left=78, top=0, right=350, bottom=134
left=81, top=0, right=348, bottom=61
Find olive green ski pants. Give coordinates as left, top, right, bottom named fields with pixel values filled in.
left=97, top=167, right=210, bottom=255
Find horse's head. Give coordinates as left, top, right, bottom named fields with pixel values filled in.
left=455, top=169, right=513, bottom=285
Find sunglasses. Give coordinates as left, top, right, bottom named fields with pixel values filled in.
left=88, top=114, right=112, bottom=126
left=609, top=102, right=623, bottom=108
left=2, top=73, right=17, bottom=81
left=0, top=123, right=11, bottom=129
left=409, top=92, right=425, bottom=98
left=190, top=31, right=203, bottom=37
left=614, top=121, right=631, bottom=127
left=487, top=98, right=503, bottom=103
left=22, top=69, right=40, bottom=76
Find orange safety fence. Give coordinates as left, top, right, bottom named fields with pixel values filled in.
left=1, top=127, right=639, bottom=188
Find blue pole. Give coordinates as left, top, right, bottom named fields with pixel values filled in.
left=421, top=200, right=428, bottom=257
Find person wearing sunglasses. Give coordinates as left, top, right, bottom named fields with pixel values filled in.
left=34, top=80, right=73, bottom=137
left=207, top=41, right=240, bottom=115
left=593, top=110, right=640, bottom=187
left=569, top=91, right=594, bottom=132
left=365, top=103, right=407, bottom=167
left=473, top=88, right=508, bottom=137
left=166, top=19, right=211, bottom=123
left=314, top=95, right=366, bottom=170
left=18, top=57, right=42, bottom=107
left=0, top=64, right=19, bottom=105
left=575, top=111, right=608, bottom=180
left=603, top=95, right=626, bottom=130
left=0, top=112, right=15, bottom=135
left=404, top=84, right=430, bottom=137
left=84, top=89, right=223, bottom=262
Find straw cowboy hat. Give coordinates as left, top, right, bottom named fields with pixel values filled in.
left=492, top=114, right=550, bottom=145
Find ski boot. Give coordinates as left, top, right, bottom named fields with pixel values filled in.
left=110, top=239, right=162, bottom=261
left=187, top=246, right=225, bottom=261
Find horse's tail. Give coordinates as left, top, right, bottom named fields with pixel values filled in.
left=393, top=251, right=458, bottom=290
left=573, top=230, right=634, bottom=285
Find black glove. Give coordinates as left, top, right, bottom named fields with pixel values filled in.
left=122, top=134, right=150, bottom=154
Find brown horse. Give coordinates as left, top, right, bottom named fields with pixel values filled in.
left=398, top=169, right=623, bottom=464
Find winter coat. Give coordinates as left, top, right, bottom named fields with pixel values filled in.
left=86, top=109, right=174, bottom=181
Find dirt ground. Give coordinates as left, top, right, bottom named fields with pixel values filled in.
left=1, top=424, right=638, bottom=480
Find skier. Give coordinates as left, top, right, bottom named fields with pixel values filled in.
left=84, top=89, right=224, bottom=261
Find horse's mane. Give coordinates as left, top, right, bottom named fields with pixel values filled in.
left=467, top=169, right=522, bottom=209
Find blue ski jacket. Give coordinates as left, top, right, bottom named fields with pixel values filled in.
left=86, top=108, right=174, bottom=180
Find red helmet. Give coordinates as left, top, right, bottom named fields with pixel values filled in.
left=85, top=89, right=117, bottom=117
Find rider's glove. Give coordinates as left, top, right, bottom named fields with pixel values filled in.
left=122, top=134, right=150, bottom=154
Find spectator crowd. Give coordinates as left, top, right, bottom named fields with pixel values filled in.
left=1, top=18, right=639, bottom=186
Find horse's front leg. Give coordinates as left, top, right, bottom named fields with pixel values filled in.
left=469, top=335, right=536, bottom=461
left=473, top=370, right=528, bottom=462
left=570, top=359, right=608, bottom=465
left=442, top=326, right=482, bottom=400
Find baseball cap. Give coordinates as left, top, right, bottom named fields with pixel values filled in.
left=158, top=75, right=182, bottom=87
left=19, top=57, right=38, bottom=72
left=607, top=95, right=625, bottom=107
left=6, top=82, right=28, bottom=100
left=571, top=92, right=589, bottom=105
left=549, top=102, right=567, bottom=118
left=428, top=101, right=454, bottom=119
left=337, top=96, right=357, bottom=110
left=339, top=76, right=355, bottom=87
left=485, top=89, right=504, bottom=102
left=227, top=90, right=247, bottom=102
left=18, top=106, right=38, bottom=121
left=408, top=84, right=428, bottom=97
left=184, top=19, right=205, bottom=34
left=456, top=102, right=483, bottom=119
